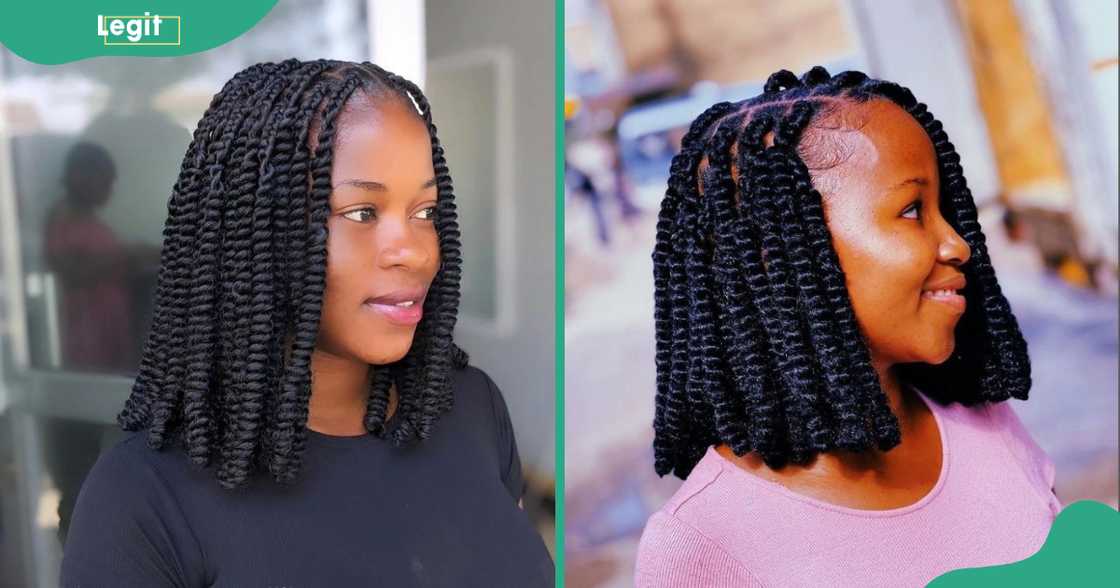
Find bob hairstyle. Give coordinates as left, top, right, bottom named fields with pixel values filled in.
left=652, top=67, right=1031, bottom=479
left=118, top=59, right=468, bottom=489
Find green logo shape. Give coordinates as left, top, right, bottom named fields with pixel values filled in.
left=0, top=0, right=277, bottom=64
left=929, top=500, right=1120, bottom=587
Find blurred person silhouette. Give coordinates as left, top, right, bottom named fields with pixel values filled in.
left=43, top=142, right=142, bottom=372
left=40, top=142, right=138, bottom=547
left=566, top=162, right=611, bottom=244
left=568, top=135, right=640, bottom=246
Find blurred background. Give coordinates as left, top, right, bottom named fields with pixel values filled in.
left=0, top=1, right=556, bottom=585
left=563, top=0, right=1118, bottom=586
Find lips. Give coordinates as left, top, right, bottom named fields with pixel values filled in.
left=921, top=275, right=966, bottom=313
left=924, top=275, right=967, bottom=293
left=362, top=287, right=427, bottom=326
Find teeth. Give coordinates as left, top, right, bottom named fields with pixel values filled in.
left=395, top=300, right=414, bottom=308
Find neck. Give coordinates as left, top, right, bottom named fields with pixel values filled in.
left=307, top=348, right=371, bottom=436
left=869, top=354, right=919, bottom=435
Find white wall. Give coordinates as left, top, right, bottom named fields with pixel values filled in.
left=847, top=0, right=1001, bottom=207
left=425, top=0, right=557, bottom=475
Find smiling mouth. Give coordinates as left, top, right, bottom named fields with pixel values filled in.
left=362, top=299, right=423, bottom=325
left=362, top=290, right=426, bottom=326
left=921, top=289, right=966, bottom=312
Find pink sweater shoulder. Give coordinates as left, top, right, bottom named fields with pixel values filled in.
left=635, top=396, right=1060, bottom=587
left=986, top=400, right=1061, bottom=511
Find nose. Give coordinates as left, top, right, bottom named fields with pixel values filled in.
left=376, top=220, right=431, bottom=270
left=937, top=219, right=971, bottom=267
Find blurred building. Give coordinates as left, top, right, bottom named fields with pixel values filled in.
left=0, top=1, right=556, bottom=586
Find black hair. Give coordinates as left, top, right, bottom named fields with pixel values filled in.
left=63, top=141, right=117, bottom=182
left=652, top=66, right=1031, bottom=478
left=62, top=141, right=117, bottom=206
left=117, top=59, right=469, bottom=489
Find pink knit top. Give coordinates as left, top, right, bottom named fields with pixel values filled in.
left=635, top=391, right=1062, bottom=587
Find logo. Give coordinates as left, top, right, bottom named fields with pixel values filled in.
left=97, top=13, right=181, bottom=46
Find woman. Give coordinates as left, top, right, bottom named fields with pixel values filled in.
left=636, top=67, right=1060, bottom=587
left=61, top=59, right=554, bottom=587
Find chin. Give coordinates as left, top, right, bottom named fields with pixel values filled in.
left=919, top=338, right=956, bottom=365
left=363, top=348, right=411, bottom=365
left=359, top=336, right=416, bottom=366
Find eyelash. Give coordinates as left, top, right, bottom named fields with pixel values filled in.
left=902, top=199, right=923, bottom=220
left=342, top=206, right=437, bottom=223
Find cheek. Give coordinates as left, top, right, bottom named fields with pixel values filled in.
left=316, top=225, right=440, bottom=364
left=316, top=235, right=359, bottom=351
left=323, top=228, right=365, bottom=304
left=415, top=227, right=441, bottom=281
left=829, top=223, right=935, bottom=346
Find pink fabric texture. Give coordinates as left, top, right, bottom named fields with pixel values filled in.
left=635, top=390, right=1061, bottom=587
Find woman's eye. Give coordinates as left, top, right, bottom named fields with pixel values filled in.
left=414, top=206, right=437, bottom=221
left=902, top=200, right=922, bottom=220
left=342, top=207, right=375, bottom=223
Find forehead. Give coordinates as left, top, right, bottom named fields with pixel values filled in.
left=331, top=93, right=433, bottom=174
left=806, top=99, right=938, bottom=195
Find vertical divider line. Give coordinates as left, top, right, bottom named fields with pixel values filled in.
left=554, top=0, right=566, bottom=584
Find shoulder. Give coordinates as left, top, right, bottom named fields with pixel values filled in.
left=937, top=398, right=1052, bottom=478
left=70, top=430, right=198, bottom=521
left=451, top=363, right=496, bottom=394
left=935, top=397, right=1060, bottom=510
left=657, top=448, right=728, bottom=516
left=637, top=449, right=764, bottom=586
left=450, top=364, right=511, bottom=425
left=983, top=400, right=1059, bottom=501
left=446, top=364, right=525, bottom=499
left=62, top=430, right=207, bottom=586
left=636, top=510, right=762, bottom=587
left=82, top=430, right=181, bottom=490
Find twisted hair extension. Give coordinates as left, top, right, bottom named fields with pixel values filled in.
left=652, top=101, right=737, bottom=475
left=118, top=59, right=469, bottom=489
left=652, top=66, right=1031, bottom=478
left=679, top=113, right=750, bottom=469
left=728, top=116, right=791, bottom=463
left=697, top=113, right=751, bottom=458
left=117, top=67, right=262, bottom=430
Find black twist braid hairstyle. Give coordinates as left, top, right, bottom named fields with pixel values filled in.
left=652, top=66, right=1031, bottom=478
left=118, top=59, right=469, bottom=489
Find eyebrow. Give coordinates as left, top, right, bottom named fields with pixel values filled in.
left=886, top=176, right=929, bottom=193
left=334, top=177, right=438, bottom=191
